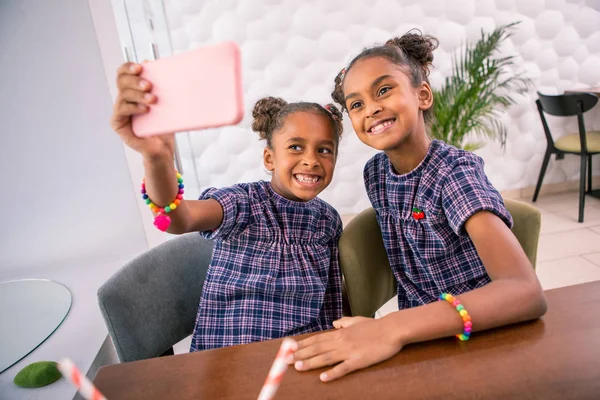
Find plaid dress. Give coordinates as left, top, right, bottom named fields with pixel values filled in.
left=190, top=181, right=343, bottom=351
left=364, top=140, right=513, bottom=310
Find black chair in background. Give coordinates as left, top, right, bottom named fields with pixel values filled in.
left=534, top=92, right=600, bottom=222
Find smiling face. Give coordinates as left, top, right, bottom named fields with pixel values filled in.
left=264, top=110, right=338, bottom=202
left=342, top=56, right=433, bottom=152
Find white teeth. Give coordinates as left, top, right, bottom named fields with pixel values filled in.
left=295, top=174, right=319, bottom=184
left=370, top=119, right=394, bottom=133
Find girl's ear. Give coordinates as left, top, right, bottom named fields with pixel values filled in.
left=418, top=81, right=433, bottom=111
left=263, top=147, right=275, bottom=171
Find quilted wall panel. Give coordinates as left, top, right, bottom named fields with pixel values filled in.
left=162, top=0, right=600, bottom=214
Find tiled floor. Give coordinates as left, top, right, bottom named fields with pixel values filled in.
left=375, top=190, right=600, bottom=317
left=517, top=191, right=600, bottom=289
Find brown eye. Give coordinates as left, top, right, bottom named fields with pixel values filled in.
left=349, top=101, right=362, bottom=110
left=378, top=87, right=391, bottom=96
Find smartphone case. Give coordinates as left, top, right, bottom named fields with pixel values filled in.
left=132, top=41, right=244, bottom=137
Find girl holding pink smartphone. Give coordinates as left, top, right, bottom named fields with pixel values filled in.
left=110, top=59, right=345, bottom=351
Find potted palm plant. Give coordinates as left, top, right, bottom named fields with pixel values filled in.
left=431, top=22, right=531, bottom=151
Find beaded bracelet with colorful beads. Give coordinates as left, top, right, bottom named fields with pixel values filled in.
left=141, top=172, right=184, bottom=232
left=439, top=293, right=473, bottom=341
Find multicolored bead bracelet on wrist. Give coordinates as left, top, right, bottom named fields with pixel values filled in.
left=140, top=172, right=184, bottom=232
left=439, top=293, right=472, bottom=341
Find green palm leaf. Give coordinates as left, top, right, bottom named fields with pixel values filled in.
left=431, top=22, right=531, bottom=150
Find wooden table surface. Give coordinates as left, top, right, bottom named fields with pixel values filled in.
left=94, top=281, right=600, bottom=399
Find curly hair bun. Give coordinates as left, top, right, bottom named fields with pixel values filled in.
left=385, top=31, right=439, bottom=75
left=251, top=97, right=288, bottom=140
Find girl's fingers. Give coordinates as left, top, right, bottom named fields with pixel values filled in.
left=118, top=89, right=156, bottom=105
left=117, top=74, right=152, bottom=92
left=116, top=62, right=152, bottom=93
left=319, top=360, right=357, bottom=382
left=294, top=350, right=340, bottom=371
left=115, top=101, right=148, bottom=118
left=116, top=62, right=142, bottom=77
left=333, top=317, right=353, bottom=329
left=333, top=316, right=372, bottom=329
left=292, top=333, right=338, bottom=362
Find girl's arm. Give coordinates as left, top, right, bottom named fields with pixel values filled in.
left=109, top=61, right=224, bottom=235
left=386, top=211, right=546, bottom=343
left=290, top=211, right=547, bottom=382
left=142, top=150, right=223, bottom=234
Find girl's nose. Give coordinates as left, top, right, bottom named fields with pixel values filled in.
left=302, top=151, right=320, bottom=168
left=366, top=102, right=383, bottom=118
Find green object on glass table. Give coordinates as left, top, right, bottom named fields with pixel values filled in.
left=13, top=361, right=62, bottom=388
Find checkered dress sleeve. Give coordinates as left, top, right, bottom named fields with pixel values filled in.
left=198, top=185, right=250, bottom=241
left=363, top=153, right=384, bottom=210
left=442, top=157, right=513, bottom=236
left=318, top=213, right=343, bottom=327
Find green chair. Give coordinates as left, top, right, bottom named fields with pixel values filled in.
left=339, top=198, right=542, bottom=318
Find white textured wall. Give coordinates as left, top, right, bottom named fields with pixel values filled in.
left=164, top=0, right=600, bottom=214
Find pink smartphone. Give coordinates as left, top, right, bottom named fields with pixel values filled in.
left=132, top=41, right=244, bottom=137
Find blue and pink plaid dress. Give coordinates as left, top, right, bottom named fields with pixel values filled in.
left=364, top=140, right=513, bottom=310
left=190, top=181, right=343, bottom=351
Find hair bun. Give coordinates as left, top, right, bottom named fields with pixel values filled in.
left=252, top=97, right=288, bottom=140
left=386, top=31, right=439, bottom=75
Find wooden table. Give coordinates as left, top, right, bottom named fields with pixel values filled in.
left=94, top=281, right=600, bottom=399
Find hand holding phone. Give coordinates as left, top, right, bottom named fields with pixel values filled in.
left=110, top=61, right=175, bottom=159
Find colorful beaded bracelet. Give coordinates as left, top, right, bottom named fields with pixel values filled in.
left=439, top=293, right=472, bottom=341
left=141, top=172, right=184, bottom=232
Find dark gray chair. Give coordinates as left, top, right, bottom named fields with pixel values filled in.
left=534, top=91, right=600, bottom=222
left=98, top=233, right=214, bottom=362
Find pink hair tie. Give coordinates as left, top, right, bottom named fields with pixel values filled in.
left=324, top=104, right=339, bottom=120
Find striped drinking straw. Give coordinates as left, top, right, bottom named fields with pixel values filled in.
left=257, top=338, right=297, bottom=400
left=57, top=358, right=107, bottom=400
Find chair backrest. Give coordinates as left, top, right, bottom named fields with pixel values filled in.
left=339, top=198, right=541, bottom=318
left=504, top=198, right=542, bottom=267
left=536, top=92, right=598, bottom=151
left=537, top=92, right=598, bottom=117
left=98, top=233, right=214, bottom=362
left=339, top=208, right=396, bottom=319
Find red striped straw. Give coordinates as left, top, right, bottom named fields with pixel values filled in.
left=57, top=358, right=107, bottom=400
left=257, top=338, right=297, bottom=400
